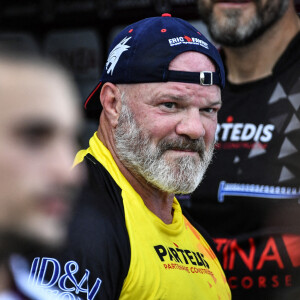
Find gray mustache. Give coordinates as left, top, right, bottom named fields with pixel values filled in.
left=158, top=138, right=206, bottom=154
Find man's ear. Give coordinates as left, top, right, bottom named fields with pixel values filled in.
left=100, top=83, right=122, bottom=128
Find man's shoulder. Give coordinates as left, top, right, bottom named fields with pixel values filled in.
left=273, top=31, right=300, bottom=74
left=61, top=153, right=131, bottom=299
left=76, top=153, right=123, bottom=206
left=72, top=152, right=127, bottom=240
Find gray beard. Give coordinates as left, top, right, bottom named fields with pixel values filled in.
left=114, top=101, right=214, bottom=194
left=198, top=0, right=289, bottom=47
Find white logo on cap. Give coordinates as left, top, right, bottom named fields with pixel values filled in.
left=168, top=36, right=208, bottom=49
left=106, top=36, right=131, bottom=75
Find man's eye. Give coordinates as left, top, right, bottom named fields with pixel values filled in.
left=162, top=102, right=176, bottom=109
left=21, top=131, right=52, bottom=148
left=14, top=124, right=54, bottom=149
left=202, top=108, right=217, bottom=113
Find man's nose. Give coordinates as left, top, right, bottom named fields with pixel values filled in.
left=175, top=109, right=205, bottom=140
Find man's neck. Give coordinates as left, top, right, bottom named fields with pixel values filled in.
left=223, top=4, right=300, bottom=84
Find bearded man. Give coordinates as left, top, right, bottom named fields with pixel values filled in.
left=188, top=0, right=300, bottom=299
left=45, top=14, right=232, bottom=300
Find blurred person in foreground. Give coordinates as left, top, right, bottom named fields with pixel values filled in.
left=46, top=14, right=232, bottom=300
left=0, top=51, right=83, bottom=299
left=186, top=0, right=300, bottom=299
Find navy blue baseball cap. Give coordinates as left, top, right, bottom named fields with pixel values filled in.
left=85, top=13, right=225, bottom=114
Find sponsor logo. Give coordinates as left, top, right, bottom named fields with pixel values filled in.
left=215, top=116, right=275, bottom=150
left=214, top=235, right=300, bottom=291
left=154, top=244, right=217, bottom=281
left=106, top=36, right=131, bottom=75
left=218, top=181, right=300, bottom=203
left=168, top=36, right=209, bottom=49
left=154, top=244, right=210, bottom=268
left=216, top=122, right=275, bottom=143
left=28, top=257, right=101, bottom=300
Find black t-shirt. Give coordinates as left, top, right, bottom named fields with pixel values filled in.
left=183, top=32, right=300, bottom=299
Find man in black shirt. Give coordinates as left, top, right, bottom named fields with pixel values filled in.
left=188, top=0, right=300, bottom=299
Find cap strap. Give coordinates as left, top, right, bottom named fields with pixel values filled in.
left=165, top=70, right=222, bottom=87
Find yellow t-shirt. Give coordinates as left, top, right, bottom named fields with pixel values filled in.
left=74, top=132, right=231, bottom=299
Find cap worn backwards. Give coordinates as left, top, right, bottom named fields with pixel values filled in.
left=85, top=13, right=225, bottom=114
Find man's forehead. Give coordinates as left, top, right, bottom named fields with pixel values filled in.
left=169, top=51, right=216, bottom=72
left=0, top=63, right=49, bottom=99
left=0, top=69, right=78, bottom=127
left=0, top=59, right=47, bottom=83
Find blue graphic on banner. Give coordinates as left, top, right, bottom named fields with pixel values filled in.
left=218, top=181, right=300, bottom=203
